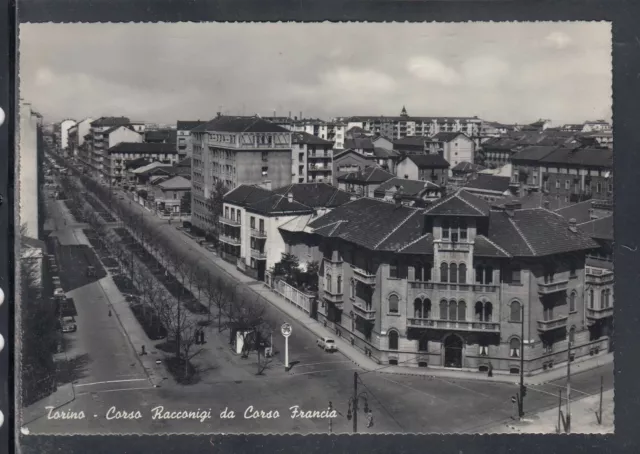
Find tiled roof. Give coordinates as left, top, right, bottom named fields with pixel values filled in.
left=488, top=208, right=599, bottom=257
left=539, top=147, right=613, bottom=168
left=131, top=162, right=174, bottom=175
left=336, top=166, right=394, bottom=184
left=145, top=129, right=177, bottom=144
left=344, top=138, right=374, bottom=150
left=373, top=147, right=398, bottom=159
left=103, top=124, right=138, bottom=135
left=223, top=185, right=274, bottom=206
left=90, top=117, right=131, bottom=127
left=278, top=214, right=315, bottom=233
left=586, top=256, right=613, bottom=271
left=308, top=198, right=423, bottom=251
left=125, top=157, right=151, bottom=169
left=176, top=157, right=191, bottom=167
left=272, top=183, right=353, bottom=208
left=452, top=161, right=484, bottom=173
left=578, top=216, right=613, bottom=241
left=463, top=174, right=511, bottom=193
left=246, top=194, right=314, bottom=216
left=474, top=235, right=511, bottom=258
left=292, top=131, right=333, bottom=146
left=394, top=136, right=426, bottom=147
left=22, top=236, right=46, bottom=250
left=424, top=190, right=491, bottom=217
left=401, top=154, right=450, bottom=169
left=107, top=142, right=178, bottom=155
left=177, top=120, right=207, bottom=131
left=431, top=132, right=466, bottom=142
left=374, top=177, right=439, bottom=197
left=511, top=145, right=559, bottom=162
left=157, top=176, right=191, bottom=190
left=397, top=233, right=434, bottom=255
left=554, top=199, right=613, bottom=224
left=190, top=116, right=290, bottom=133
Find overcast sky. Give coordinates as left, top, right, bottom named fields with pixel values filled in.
left=20, top=22, right=611, bottom=126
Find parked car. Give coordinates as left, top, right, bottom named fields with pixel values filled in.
left=317, top=337, right=338, bottom=352
left=61, top=316, right=77, bottom=333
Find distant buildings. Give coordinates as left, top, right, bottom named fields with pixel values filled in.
left=395, top=154, right=450, bottom=186
left=59, top=119, right=76, bottom=153
left=190, top=115, right=293, bottom=234
left=176, top=121, right=207, bottom=159
left=18, top=101, right=44, bottom=240
left=84, top=117, right=145, bottom=178
left=337, top=166, right=395, bottom=197
left=67, top=118, right=93, bottom=159
left=291, top=132, right=334, bottom=184
left=104, top=142, right=179, bottom=186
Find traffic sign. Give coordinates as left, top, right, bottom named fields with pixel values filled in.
left=281, top=323, right=292, bottom=338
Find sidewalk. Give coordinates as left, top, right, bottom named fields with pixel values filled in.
left=20, top=384, right=75, bottom=425
left=484, top=389, right=614, bottom=434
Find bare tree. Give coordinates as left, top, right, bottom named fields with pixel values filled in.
left=201, top=274, right=231, bottom=329
left=227, top=296, right=273, bottom=375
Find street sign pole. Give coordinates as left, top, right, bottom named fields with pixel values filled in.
left=281, top=323, right=292, bottom=371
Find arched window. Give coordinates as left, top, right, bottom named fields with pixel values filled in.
left=449, top=263, right=458, bottom=283
left=589, top=289, right=595, bottom=309
left=326, top=273, right=332, bottom=292
left=413, top=298, right=423, bottom=318
left=388, top=294, right=399, bottom=314
left=414, top=262, right=423, bottom=281
left=600, top=289, right=606, bottom=310
left=337, top=276, right=342, bottom=294
left=604, top=289, right=611, bottom=308
left=423, top=299, right=432, bottom=318
left=458, top=263, right=467, bottom=284
left=440, top=300, right=448, bottom=320
left=458, top=301, right=467, bottom=321
left=569, top=291, right=576, bottom=313
left=440, top=262, right=448, bottom=282
left=449, top=300, right=458, bottom=321
left=425, top=263, right=432, bottom=282
left=475, top=265, right=484, bottom=284
left=475, top=301, right=484, bottom=321
left=485, top=266, right=494, bottom=284
left=510, top=338, right=521, bottom=358
left=484, top=302, right=493, bottom=322
left=569, top=326, right=576, bottom=344
left=388, top=330, right=399, bottom=350
left=510, top=301, right=522, bottom=322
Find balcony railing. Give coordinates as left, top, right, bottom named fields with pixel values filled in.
left=538, top=279, right=569, bottom=295
left=323, top=257, right=343, bottom=265
left=537, top=315, right=568, bottom=332
left=219, top=216, right=241, bottom=227
left=308, top=152, right=332, bottom=159
left=437, top=241, right=471, bottom=252
left=352, top=265, right=376, bottom=285
left=218, top=234, right=241, bottom=246
left=250, top=249, right=267, bottom=260
left=250, top=229, right=267, bottom=239
left=308, top=164, right=331, bottom=171
left=407, top=318, right=500, bottom=332
left=586, top=307, right=614, bottom=321
left=353, top=302, right=376, bottom=321
left=409, top=281, right=435, bottom=290
left=585, top=269, right=614, bottom=285
left=323, top=289, right=344, bottom=306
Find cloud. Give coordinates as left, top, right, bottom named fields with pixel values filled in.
left=461, top=56, right=510, bottom=87
left=406, top=56, right=461, bottom=85
left=544, top=31, right=573, bottom=49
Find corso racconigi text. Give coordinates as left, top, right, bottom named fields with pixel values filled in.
left=45, top=405, right=339, bottom=422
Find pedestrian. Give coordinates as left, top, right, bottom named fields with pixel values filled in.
left=108, top=309, right=112, bottom=317
left=488, top=362, right=494, bottom=377
left=194, top=330, right=200, bottom=345
left=141, top=345, right=147, bottom=356
left=200, top=330, right=206, bottom=344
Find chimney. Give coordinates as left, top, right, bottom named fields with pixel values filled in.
left=349, top=194, right=357, bottom=201
left=287, top=192, right=293, bottom=203
left=216, top=112, right=221, bottom=118
left=261, top=180, right=272, bottom=190
left=543, top=200, right=550, bottom=209
left=504, top=201, right=521, bottom=217
left=568, top=218, right=578, bottom=233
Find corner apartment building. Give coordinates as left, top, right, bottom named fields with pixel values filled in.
left=87, top=117, right=145, bottom=177
left=176, top=120, right=207, bottom=159
left=298, top=191, right=606, bottom=374
left=19, top=101, right=45, bottom=239
left=346, top=107, right=482, bottom=142
left=291, top=132, right=334, bottom=184
left=290, top=119, right=346, bottom=150
left=425, top=132, right=476, bottom=172
left=67, top=118, right=93, bottom=160
left=190, top=115, right=293, bottom=233
left=59, top=119, right=76, bottom=154
left=511, top=146, right=613, bottom=204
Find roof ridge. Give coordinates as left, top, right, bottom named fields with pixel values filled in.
left=477, top=234, right=512, bottom=258
left=374, top=209, right=421, bottom=250
left=455, top=191, right=486, bottom=215
left=397, top=232, right=432, bottom=253
left=577, top=214, right=613, bottom=226
left=508, top=216, right=537, bottom=255
left=424, top=191, right=455, bottom=213
left=329, top=220, right=345, bottom=236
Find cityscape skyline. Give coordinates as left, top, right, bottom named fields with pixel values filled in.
left=20, top=22, right=611, bottom=126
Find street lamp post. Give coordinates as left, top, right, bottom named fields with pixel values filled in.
left=516, top=305, right=527, bottom=419
left=281, top=323, right=292, bottom=371
left=346, top=371, right=371, bottom=433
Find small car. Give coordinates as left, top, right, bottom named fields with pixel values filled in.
left=317, top=337, right=338, bottom=352
left=61, top=316, right=77, bottom=333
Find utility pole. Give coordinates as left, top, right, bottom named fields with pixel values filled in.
left=353, top=371, right=358, bottom=433
left=566, top=339, right=572, bottom=433
left=518, top=305, right=526, bottom=419
left=596, top=375, right=603, bottom=425
left=556, top=389, right=562, bottom=433
left=328, top=401, right=333, bottom=434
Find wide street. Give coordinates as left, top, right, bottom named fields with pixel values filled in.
left=26, top=159, right=615, bottom=435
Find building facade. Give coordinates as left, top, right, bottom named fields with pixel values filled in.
left=395, top=154, right=450, bottom=185
left=19, top=101, right=44, bottom=239
left=425, top=132, right=476, bottom=173
left=291, top=132, right=334, bottom=184
left=104, top=143, right=179, bottom=186
left=298, top=192, right=606, bottom=374
left=190, top=115, right=293, bottom=234
left=176, top=121, right=207, bottom=159
left=59, top=119, right=76, bottom=153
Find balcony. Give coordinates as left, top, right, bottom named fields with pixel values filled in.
left=323, top=289, right=344, bottom=307
left=407, top=318, right=500, bottom=333
left=409, top=281, right=435, bottom=290
left=538, top=279, right=569, bottom=295
left=586, top=268, right=614, bottom=285
left=218, top=234, right=241, bottom=246
left=308, top=152, right=332, bottom=159
left=437, top=241, right=471, bottom=252
left=219, top=216, right=241, bottom=227
left=586, top=307, right=614, bottom=322
left=537, top=315, right=568, bottom=332
left=353, top=302, right=376, bottom=321
left=351, top=265, right=376, bottom=285
left=250, top=229, right=267, bottom=239
left=308, top=164, right=331, bottom=172
left=250, top=249, right=267, bottom=260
